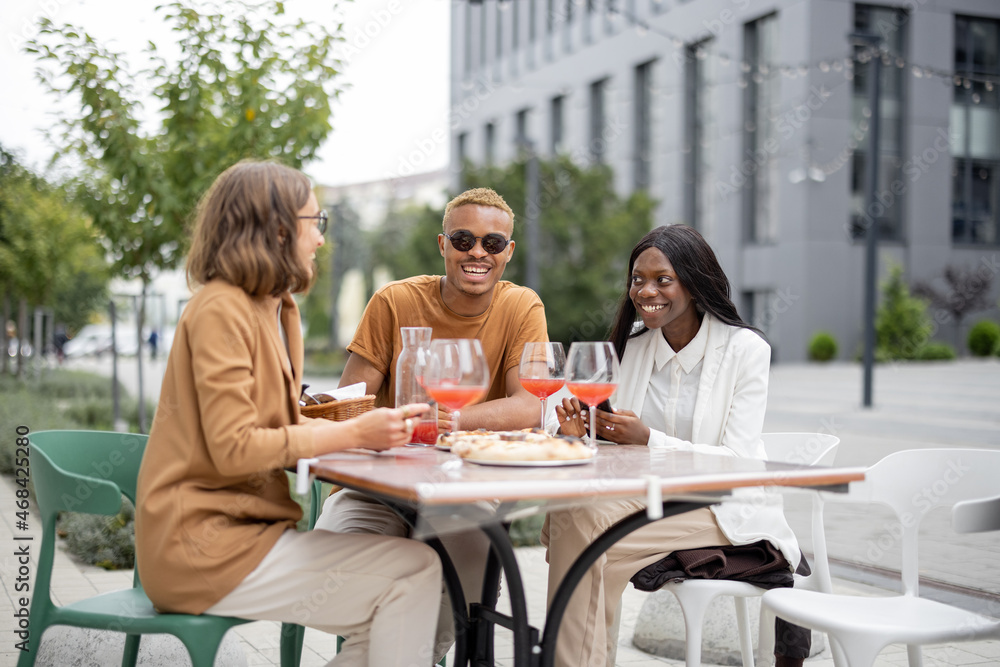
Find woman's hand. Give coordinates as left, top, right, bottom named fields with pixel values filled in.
left=592, top=408, right=649, bottom=445
left=554, top=397, right=587, bottom=437
left=316, top=403, right=430, bottom=453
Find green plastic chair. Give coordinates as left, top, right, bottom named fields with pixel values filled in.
left=21, top=430, right=253, bottom=667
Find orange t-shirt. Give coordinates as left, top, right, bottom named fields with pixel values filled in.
left=348, top=275, right=548, bottom=408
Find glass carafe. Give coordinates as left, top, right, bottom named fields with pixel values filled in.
left=395, top=327, right=437, bottom=444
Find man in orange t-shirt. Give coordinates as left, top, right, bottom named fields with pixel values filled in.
left=315, top=187, right=548, bottom=661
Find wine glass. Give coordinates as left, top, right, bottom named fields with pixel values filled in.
left=519, top=342, right=566, bottom=429
left=565, top=341, right=620, bottom=447
left=421, top=338, right=490, bottom=434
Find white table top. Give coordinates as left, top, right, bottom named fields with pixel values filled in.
left=306, top=444, right=865, bottom=506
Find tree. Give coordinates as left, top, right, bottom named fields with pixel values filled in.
left=371, top=156, right=656, bottom=345
left=26, top=1, right=345, bottom=425
left=0, top=147, right=109, bottom=377
left=875, top=264, right=933, bottom=360
left=26, top=1, right=344, bottom=284
left=913, top=264, right=995, bottom=349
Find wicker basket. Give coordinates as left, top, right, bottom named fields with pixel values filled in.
left=300, top=394, right=376, bottom=421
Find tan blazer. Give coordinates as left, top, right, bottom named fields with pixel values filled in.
left=136, top=280, right=316, bottom=614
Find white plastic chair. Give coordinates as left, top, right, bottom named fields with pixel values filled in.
left=657, top=432, right=840, bottom=667
left=953, top=493, right=1000, bottom=534
left=762, top=448, right=1000, bottom=667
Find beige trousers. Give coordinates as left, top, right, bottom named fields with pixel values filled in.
left=314, top=489, right=492, bottom=663
left=204, top=529, right=441, bottom=667
left=541, top=500, right=730, bottom=667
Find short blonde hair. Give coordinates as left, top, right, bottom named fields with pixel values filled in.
left=443, top=187, right=514, bottom=227
left=186, top=160, right=314, bottom=297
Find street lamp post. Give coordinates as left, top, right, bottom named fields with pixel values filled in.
left=850, top=31, right=882, bottom=408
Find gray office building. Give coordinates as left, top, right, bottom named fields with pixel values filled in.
left=449, top=0, right=1000, bottom=361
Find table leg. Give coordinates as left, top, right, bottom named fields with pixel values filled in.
left=475, top=521, right=535, bottom=666
left=539, top=500, right=711, bottom=667
left=424, top=535, right=472, bottom=664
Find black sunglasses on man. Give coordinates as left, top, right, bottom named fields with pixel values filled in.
left=442, top=230, right=511, bottom=255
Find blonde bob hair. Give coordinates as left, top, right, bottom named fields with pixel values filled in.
left=186, top=160, right=314, bottom=297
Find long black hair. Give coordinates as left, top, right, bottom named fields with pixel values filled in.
left=607, top=225, right=762, bottom=360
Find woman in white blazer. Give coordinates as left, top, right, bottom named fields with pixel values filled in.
left=543, top=225, right=806, bottom=667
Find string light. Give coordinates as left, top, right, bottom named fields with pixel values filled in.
left=505, top=4, right=1000, bottom=105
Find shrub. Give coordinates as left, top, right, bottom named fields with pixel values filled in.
left=58, top=497, right=135, bottom=570
left=509, top=513, right=545, bottom=547
left=875, top=265, right=933, bottom=360
left=916, top=342, right=957, bottom=361
left=808, top=331, right=838, bottom=362
left=967, top=320, right=1000, bottom=357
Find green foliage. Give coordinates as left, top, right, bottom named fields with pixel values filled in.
left=967, top=320, right=1000, bottom=357
left=58, top=498, right=135, bottom=570
left=0, top=370, right=145, bottom=474
left=0, top=148, right=110, bottom=331
left=508, top=512, right=545, bottom=547
left=371, top=157, right=656, bottom=345
left=25, top=1, right=345, bottom=284
left=303, top=346, right=347, bottom=377
left=915, top=342, right=957, bottom=361
left=370, top=203, right=448, bottom=284
left=875, top=265, right=933, bottom=360
left=808, top=331, right=838, bottom=362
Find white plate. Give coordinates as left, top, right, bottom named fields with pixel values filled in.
left=460, top=456, right=594, bottom=467
left=435, top=444, right=452, bottom=452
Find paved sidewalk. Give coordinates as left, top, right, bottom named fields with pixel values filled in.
left=2, top=360, right=999, bottom=665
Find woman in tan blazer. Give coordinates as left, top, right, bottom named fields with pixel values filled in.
left=135, top=160, right=440, bottom=666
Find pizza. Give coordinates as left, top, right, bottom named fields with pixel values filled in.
left=439, top=429, right=594, bottom=462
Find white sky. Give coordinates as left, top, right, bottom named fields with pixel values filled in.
left=0, top=0, right=451, bottom=187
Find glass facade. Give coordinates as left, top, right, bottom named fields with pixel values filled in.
left=952, top=15, right=1000, bottom=245
left=742, top=13, right=779, bottom=243
left=851, top=4, right=907, bottom=241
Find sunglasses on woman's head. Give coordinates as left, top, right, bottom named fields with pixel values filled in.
left=443, top=230, right=511, bottom=254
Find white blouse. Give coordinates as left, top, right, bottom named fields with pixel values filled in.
left=640, top=316, right=709, bottom=444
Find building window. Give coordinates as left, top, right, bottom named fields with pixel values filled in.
left=516, top=108, right=531, bottom=150
left=551, top=94, right=565, bottom=155
left=496, top=2, right=504, bottom=59
left=634, top=59, right=655, bottom=190
left=590, top=77, right=609, bottom=164
left=851, top=4, right=907, bottom=241
left=742, top=13, right=778, bottom=244
left=742, top=289, right=778, bottom=359
left=529, top=0, right=537, bottom=43
left=952, top=15, right=1000, bottom=245
left=464, top=4, right=473, bottom=75
left=684, top=40, right=710, bottom=229
left=480, top=2, right=488, bottom=68
left=485, top=122, right=496, bottom=165
left=457, top=132, right=468, bottom=166
left=512, top=0, right=520, bottom=52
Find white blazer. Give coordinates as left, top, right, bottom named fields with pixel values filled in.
left=614, top=315, right=801, bottom=568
